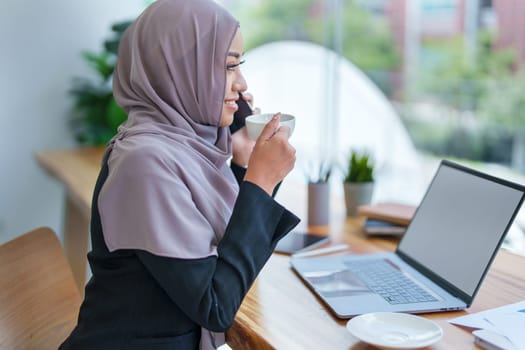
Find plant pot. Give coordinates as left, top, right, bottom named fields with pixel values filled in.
left=307, top=182, right=330, bottom=226
left=343, top=182, right=374, bottom=217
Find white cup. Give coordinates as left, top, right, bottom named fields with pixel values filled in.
left=245, top=113, right=295, bottom=140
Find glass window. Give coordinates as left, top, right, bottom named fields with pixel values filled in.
left=220, top=0, right=525, bottom=255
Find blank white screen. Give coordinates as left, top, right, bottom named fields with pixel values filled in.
left=398, top=164, right=523, bottom=296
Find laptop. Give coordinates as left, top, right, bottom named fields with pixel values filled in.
left=291, top=160, right=525, bottom=318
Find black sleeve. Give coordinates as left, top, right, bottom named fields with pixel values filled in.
left=230, top=162, right=282, bottom=198
left=230, top=162, right=246, bottom=185
left=136, top=181, right=300, bottom=332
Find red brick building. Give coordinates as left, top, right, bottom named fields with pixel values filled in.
left=383, top=0, right=525, bottom=95
left=492, top=0, right=525, bottom=69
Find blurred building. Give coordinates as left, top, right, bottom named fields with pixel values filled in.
left=378, top=0, right=525, bottom=93
left=492, top=0, right=525, bottom=69
left=220, top=0, right=525, bottom=96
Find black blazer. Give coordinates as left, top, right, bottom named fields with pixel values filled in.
left=60, top=157, right=299, bottom=349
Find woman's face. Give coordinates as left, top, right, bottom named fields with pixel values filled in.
left=220, top=28, right=247, bottom=127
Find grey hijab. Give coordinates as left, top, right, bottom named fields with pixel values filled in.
left=98, top=1, right=240, bottom=347
left=101, top=0, right=239, bottom=257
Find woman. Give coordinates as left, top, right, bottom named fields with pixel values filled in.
left=59, top=0, right=299, bottom=349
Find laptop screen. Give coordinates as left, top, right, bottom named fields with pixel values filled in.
left=397, top=161, right=524, bottom=297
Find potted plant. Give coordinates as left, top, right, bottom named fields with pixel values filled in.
left=69, top=20, right=132, bottom=146
left=343, top=150, right=375, bottom=216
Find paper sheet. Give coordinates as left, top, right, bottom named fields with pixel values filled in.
left=449, top=301, right=525, bottom=350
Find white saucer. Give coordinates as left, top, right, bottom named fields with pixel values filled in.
left=346, top=312, right=443, bottom=350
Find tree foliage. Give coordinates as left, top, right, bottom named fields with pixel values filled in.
left=479, top=70, right=525, bottom=130
left=241, top=0, right=399, bottom=73
left=419, top=31, right=516, bottom=110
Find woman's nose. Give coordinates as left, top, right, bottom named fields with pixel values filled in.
left=234, top=74, right=247, bottom=92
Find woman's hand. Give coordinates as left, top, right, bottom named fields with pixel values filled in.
left=244, top=114, right=296, bottom=195
left=231, top=127, right=255, bottom=167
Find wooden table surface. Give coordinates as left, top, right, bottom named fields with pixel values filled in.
left=36, top=147, right=103, bottom=218
left=35, top=147, right=525, bottom=349
left=227, top=224, right=525, bottom=349
left=35, top=147, right=104, bottom=292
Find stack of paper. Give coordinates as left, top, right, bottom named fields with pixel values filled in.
left=449, top=301, right=525, bottom=350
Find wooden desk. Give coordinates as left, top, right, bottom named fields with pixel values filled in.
left=36, top=147, right=104, bottom=292
left=227, top=227, right=525, bottom=349
left=36, top=147, right=525, bottom=349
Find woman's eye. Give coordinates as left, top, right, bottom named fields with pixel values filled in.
left=227, top=60, right=245, bottom=71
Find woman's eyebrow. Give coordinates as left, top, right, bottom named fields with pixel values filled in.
left=227, top=51, right=244, bottom=58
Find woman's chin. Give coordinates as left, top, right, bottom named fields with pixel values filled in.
left=219, top=113, right=235, bottom=127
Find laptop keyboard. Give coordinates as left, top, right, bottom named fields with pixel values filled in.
left=344, top=259, right=438, bottom=305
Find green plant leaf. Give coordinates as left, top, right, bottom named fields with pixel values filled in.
left=107, top=97, right=127, bottom=132
left=344, top=150, right=374, bottom=183
left=81, top=51, right=114, bottom=81
left=111, top=20, right=133, bottom=34
left=69, top=20, right=131, bottom=146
